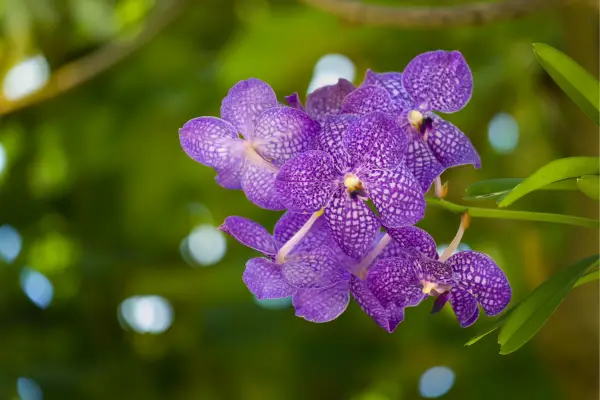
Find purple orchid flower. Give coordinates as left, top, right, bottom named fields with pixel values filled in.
left=219, top=213, right=352, bottom=323
left=179, top=78, right=320, bottom=210
left=275, top=111, right=425, bottom=259
left=284, top=78, right=356, bottom=122
left=362, top=215, right=511, bottom=330
left=348, top=226, right=439, bottom=332
left=362, top=51, right=481, bottom=192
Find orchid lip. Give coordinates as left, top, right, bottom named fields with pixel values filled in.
left=421, top=280, right=452, bottom=295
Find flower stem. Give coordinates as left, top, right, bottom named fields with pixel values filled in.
left=439, top=213, right=470, bottom=262
left=276, top=209, right=324, bottom=263
left=355, top=233, right=392, bottom=279
left=426, top=198, right=600, bottom=229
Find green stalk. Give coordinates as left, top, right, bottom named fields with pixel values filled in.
left=426, top=198, right=599, bottom=229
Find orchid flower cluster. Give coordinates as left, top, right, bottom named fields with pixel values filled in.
left=179, top=50, right=512, bottom=332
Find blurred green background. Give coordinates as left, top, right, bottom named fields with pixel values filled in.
left=0, top=0, right=598, bottom=399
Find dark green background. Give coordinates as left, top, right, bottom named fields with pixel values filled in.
left=0, top=0, right=598, bottom=399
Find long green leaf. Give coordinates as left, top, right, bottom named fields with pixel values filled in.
left=498, top=255, right=600, bottom=355
left=533, top=43, right=600, bottom=125
left=464, top=178, right=578, bottom=201
left=465, top=304, right=518, bottom=346
left=577, top=175, right=599, bottom=200
left=467, top=265, right=599, bottom=347
left=426, top=198, right=599, bottom=229
left=574, top=268, right=599, bottom=288
left=499, top=157, right=599, bottom=207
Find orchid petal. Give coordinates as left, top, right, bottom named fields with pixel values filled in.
left=243, top=258, right=296, bottom=299
left=306, top=79, right=356, bottom=123
left=447, top=251, right=511, bottom=316
left=402, top=50, right=472, bottom=113
left=219, top=216, right=278, bottom=256
left=293, top=281, right=350, bottom=323
left=275, top=150, right=338, bottom=213
left=220, top=78, right=278, bottom=137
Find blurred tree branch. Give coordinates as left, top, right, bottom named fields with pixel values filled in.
left=299, top=0, right=598, bottom=29
left=0, top=0, right=185, bottom=116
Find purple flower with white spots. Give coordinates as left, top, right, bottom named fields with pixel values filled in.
left=305, top=79, right=356, bottom=123
left=275, top=111, right=425, bottom=259
left=349, top=227, right=439, bottom=332
left=361, top=216, right=511, bottom=331
left=180, top=78, right=320, bottom=210
left=363, top=51, right=481, bottom=192
left=219, top=213, right=352, bottom=322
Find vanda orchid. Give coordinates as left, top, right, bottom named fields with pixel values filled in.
left=179, top=50, right=512, bottom=332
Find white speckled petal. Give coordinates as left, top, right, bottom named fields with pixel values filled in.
left=306, top=79, right=356, bottom=123
left=243, top=258, right=296, bottom=299
left=344, top=111, right=407, bottom=170
left=324, top=189, right=380, bottom=259
left=313, top=114, right=357, bottom=172
left=363, top=165, right=426, bottom=228
left=241, top=162, right=285, bottom=210
left=449, top=287, right=480, bottom=327
left=384, top=226, right=438, bottom=260
left=275, top=150, right=338, bottom=213
left=219, top=216, right=278, bottom=255
left=427, top=115, right=481, bottom=169
left=179, top=117, right=245, bottom=170
left=403, top=134, right=445, bottom=193
left=220, top=78, right=278, bottom=137
left=282, top=247, right=349, bottom=289
left=402, top=50, right=472, bottom=113
left=293, top=281, right=350, bottom=323
left=447, top=251, right=511, bottom=316
left=252, top=107, right=321, bottom=167
left=362, top=70, right=412, bottom=107
left=340, top=85, right=400, bottom=116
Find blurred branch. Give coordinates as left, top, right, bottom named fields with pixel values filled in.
left=0, top=0, right=185, bottom=116
left=299, top=0, right=598, bottom=29
left=426, top=198, right=600, bottom=228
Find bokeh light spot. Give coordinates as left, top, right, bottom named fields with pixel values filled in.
left=20, top=268, right=54, bottom=309
left=419, top=366, right=455, bottom=398
left=488, top=112, right=519, bottom=154
left=17, top=377, right=43, bottom=400
left=307, top=54, right=355, bottom=93
left=187, top=224, right=226, bottom=266
left=0, top=224, right=22, bottom=263
left=0, top=142, right=7, bottom=176
left=119, top=295, right=174, bottom=334
left=253, top=296, right=292, bottom=310
left=2, top=55, right=50, bottom=101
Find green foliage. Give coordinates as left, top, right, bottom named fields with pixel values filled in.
left=533, top=43, right=600, bottom=126
left=498, top=255, right=599, bottom=354
left=464, top=178, right=578, bottom=201
left=498, top=157, right=599, bottom=207
left=467, top=255, right=599, bottom=353
left=576, top=175, right=600, bottom=200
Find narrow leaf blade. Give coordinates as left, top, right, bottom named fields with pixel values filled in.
left=577, top=175, right=599, bottom=200
left=499, top=157, right=599, bottom=207
left=464, top=178, right=578, bottom=201
left=498, top=255, right=599, bottom=355
left=533, top=43, right=600, bottom=125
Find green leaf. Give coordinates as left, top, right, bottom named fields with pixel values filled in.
left=533, top=43, right=600, bottom=125
left=426, top=198, right=600, bottom=229
left=574, top=268, right=599, bottom=288
left=464, top=178, right=578, bottom=201
left=465, top=304, right=518, bottom=346
left=497, top=255, right=600, bottom=355
left=498, top=157, right=599, bottom=207
left=576, top=175, right=599, bottom=200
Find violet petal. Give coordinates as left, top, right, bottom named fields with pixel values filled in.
left=402, top=50, right=473, bottom=113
